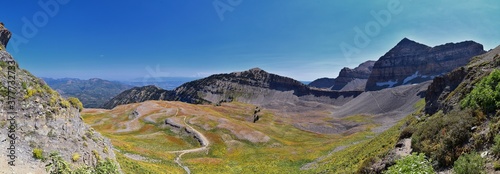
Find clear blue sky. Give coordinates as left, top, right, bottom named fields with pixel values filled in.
left=1, top=0, right=499, bottom=81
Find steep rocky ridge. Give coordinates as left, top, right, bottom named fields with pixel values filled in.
left=333, top=60, right=375, bottom=90
left=365, top=38, right=485, bottom=91
left=308, top=60, right=375, bottom=91
left=0, top=24, right=120, bottom=173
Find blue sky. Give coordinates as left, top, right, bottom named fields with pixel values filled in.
left=1, top=0, right=499, bottom=81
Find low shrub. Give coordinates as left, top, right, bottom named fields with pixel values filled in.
left=461, top=69, right=500, bottom=114
left=492, top=135, right=500, bottom=157
left=72, top=153, right=81, bottom=162
left=95, top=158, right=120, bottom=174
left=68, top=97, right=84, bottom=112
left=61, top=100, right=71, bottom=108
left=45, top=152, right=72, bottom=174
left=384, top=153, right=434, bottom=174
left=412, top=109, right=479, bottom=167
left=494, top=161, right=500, bottom=171
left=453, top=152, right=485, bottom=174
left=32, top=148, right=44, bottom=160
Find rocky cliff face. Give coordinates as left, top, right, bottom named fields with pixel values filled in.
left=425, top=45, right=500, bottom=115
left=0, top=23, right=11, bottom=50
left=333, top=60, right=375, bottom=91
left=104, top=68, right=362, bottom=109
left=308, top=60, right=375, bottom=91
left=365, top=38, right=485, bottom=91
left=0, top=24, right=120, bottom=173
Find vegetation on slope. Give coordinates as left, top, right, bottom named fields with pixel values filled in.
left=461, top=69, right=500, bottom=113
left=384, top=153, right=434, bottom=174
left=83, top=101, right=384, bottom=173
left=395, top=63, right=500, bottom=172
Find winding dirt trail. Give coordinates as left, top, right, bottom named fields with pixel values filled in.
left=167, top=108, right=210, bottom=174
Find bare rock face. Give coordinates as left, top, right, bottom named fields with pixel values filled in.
left=332, top=60, right=375, bottom=90
left=308, top=60, right=375, bottom=91
left=0, top=22, right=11, bottom=49
left=365, top=38, right=485, bottom=91
left=424, top=67, right=467, bottom=115
left=171, top=68, right=335, bottom=105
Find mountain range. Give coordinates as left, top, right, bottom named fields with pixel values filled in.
left=3, top=18, right=499, bottom=173
left=104, top=38, right=485, bottom=111
left=42, top=78, right=134, bottom=108
left=103, top=68, right=362, bottom=109
left=90, top=37, right=499, bottom=173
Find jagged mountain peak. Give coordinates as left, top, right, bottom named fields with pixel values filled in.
left=0, top=22, right=11, bottom=49
left=395, top=37, right=427, bottom=47
left=339, top=60, right=376, bottom=76
left=249, top=67, right=264, bottom=72
left=385, top=38, right=431, bottom=56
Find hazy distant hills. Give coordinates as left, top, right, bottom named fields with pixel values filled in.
left=42, top=78, right=134, bottom=108
left=122, top=77, right=199, bottom=90
left=42, top=77, right=199, bottom=108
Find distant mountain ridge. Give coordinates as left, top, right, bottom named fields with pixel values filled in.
left=103, top=68, right=362, bottom=109
left=43, top=77, right=134, bottom=108
left=122, top=77, right=199, bottom=90
left=365, top=38, right=485, bottom=91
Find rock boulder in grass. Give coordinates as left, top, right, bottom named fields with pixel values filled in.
left=365, top=38, right=486, bottom=91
